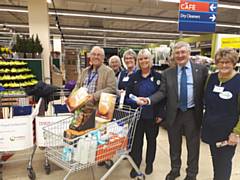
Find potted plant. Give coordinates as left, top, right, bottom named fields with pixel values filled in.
left=33, top=35, right=43, bottom=58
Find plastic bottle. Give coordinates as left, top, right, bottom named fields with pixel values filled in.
left=88, top=136, right=98, bottom=163
left=62, top=145, right=73, bottom=162
left=79, top=136, right=90, bottom=164
left=73, top=137, right=84, bottom=162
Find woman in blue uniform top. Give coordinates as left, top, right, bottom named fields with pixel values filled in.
left=202, top=48, right=240, bottom=180
left=125, top=49, right=166, bottom=178
left=117, top=49, right=137, bottom=92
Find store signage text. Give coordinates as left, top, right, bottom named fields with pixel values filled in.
left=178, top=0, right=218, bottom=33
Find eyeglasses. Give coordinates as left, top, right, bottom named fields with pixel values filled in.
left=174, top=50, right=188, bottom=56
left=91, top=53, right=103, bottom=57
left=124, top=56, right=134, bottom=60
left=217, top=61, right=233, bottom=65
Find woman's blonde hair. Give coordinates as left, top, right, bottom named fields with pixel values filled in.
left=137, top=49, right=153, bottom=69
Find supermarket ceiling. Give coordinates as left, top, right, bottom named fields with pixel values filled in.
left=0, top=0, right=240, bottom=48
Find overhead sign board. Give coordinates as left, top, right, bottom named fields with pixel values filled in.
left=178, top=0, right=218, bottom=33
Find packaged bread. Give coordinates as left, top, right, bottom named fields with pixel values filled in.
left=65, top=87, right=89, bottom=112
left=95, top=93, right=116, bottom=123
left=64, top=128, right=95, bottom=145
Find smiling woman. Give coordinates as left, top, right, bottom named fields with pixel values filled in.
left=201, top=47, right=240, bottom=180
left=124, top=48, right=166, bottom=178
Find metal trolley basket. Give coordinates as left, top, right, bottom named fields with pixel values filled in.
left=43, top=106, right=145, bottom=180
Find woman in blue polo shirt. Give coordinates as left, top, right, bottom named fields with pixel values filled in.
left=117, top=49, right=137, bottom=92
left=202, top=48, right=240, bottom=180
left=125, top=49, right=166, bottom=178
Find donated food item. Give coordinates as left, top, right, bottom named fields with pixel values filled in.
left=95, top=93, right=116, bottom=123
left=65, top=87, right=89, bottom=112
left=64, top=128, right=95, bottom=145
left=69, top=108, right=95, bottom=131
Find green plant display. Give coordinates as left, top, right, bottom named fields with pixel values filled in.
left=12, top=34, right=43, bottom=58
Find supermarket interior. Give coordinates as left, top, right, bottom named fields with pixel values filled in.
left=1, top=0, right=240, bottom=180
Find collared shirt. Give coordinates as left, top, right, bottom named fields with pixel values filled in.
left=83, top=69, right=98, bottom=94
left=177, top=60, right=194, bottom=108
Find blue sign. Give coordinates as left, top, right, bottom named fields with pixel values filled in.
left=178, top=0, right=218, bottom=33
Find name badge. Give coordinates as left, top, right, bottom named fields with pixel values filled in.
left=213, top=85, right=224, bottom=93
left=122, top=76, right=129, bottom=82
left=219, top=91, right=232, bottom=100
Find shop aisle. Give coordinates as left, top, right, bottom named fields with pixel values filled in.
left=2, top=128, right=240, bottom=180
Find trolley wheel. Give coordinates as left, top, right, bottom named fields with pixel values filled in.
left=104, top=160, right=114, bottom=169
left=136, top=174, right=145, bottom=180
left=27, top=167, right=36, bottom=180
left=44, top=164, right=51, bottom=175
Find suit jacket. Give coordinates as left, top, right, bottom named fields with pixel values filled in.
left=75, top=64, right=116, bottom=102
left=150, top=61, right=208, bottom=128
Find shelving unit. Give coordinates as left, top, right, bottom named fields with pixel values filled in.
left=0, top=58, right=38, bottom=95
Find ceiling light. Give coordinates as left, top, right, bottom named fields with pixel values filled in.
left=217, top=24, right=240, bottom=29
left=218, top=4, right=240, bottom=10
left=0, top=8, right=28, bottom=13
left=0, top=23, right=28, bottom=28
left=49, top=11, right=177, bottom=24
left=61, top=35, right=171, bottom=41
left=53, top=26, right=199, bottom=36
left=47, top=0, right=52, bottom=4
left=62, top=39, right=98, bottom=43
left=0, top=37, right=12, bottom=40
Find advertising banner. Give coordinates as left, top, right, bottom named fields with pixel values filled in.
left=0, top=116, right=33, bottom=151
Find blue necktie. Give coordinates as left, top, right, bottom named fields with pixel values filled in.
left=179, top=66, right=187, bottom=112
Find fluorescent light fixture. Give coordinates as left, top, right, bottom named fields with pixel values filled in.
left=217, top=24, right=240, bottom=29
left=53, top=26, right=199, bottom=37
left=159, top=0, right=178, bottom=2
left=0, top=23, right=28, bottom=28
left=47, top=0, right=52, bottom=4
left=0, top=8, right=28, bottom=13
left=0, top=36, right=12, bottom=40
left=61, top=39, right=98, bottom=43
left=218, top=4, right=240, bottom=10
left=49, top=11, right=177, bottom=24
left=63, top=38, right=169, bottom=43
left=61, top=35, right=170, bottom=42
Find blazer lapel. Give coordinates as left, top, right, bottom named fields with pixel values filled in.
left=191, top=62, right=198, bottom=94
left=172, top=66, right=178, bottom=97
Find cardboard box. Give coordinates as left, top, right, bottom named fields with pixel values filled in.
left=65, top=87, right=89, bottom=112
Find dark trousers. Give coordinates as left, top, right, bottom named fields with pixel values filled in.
left=167, top=109, right=200, bottom=177
left=210, top=144, right=236, bottom=180
left=130, top=118, right=159, bottom=167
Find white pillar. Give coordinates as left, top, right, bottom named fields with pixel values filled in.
left=28, top=0, right=51, bottom=83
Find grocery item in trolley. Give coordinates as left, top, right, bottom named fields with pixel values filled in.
left=65, top=87, right=89, bottom=112
left=63, top=127, right=96, bottom=145
left=95, top=93, right=117, bottom=123
left=68, top=107, right=96, bottom=131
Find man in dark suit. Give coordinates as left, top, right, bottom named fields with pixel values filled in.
left=138, top=41, right=208, bottom=180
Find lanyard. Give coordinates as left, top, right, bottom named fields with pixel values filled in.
left=87, top=71, right=97, bottom=86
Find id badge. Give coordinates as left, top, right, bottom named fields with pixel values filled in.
left=213, top=85, right=224, bottom=93
left=122, top=76, right=129, bottom=82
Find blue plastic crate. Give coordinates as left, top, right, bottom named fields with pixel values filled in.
left=12, top=106, right=32, bottom=116
left=53, top=104, right=69, bottom=114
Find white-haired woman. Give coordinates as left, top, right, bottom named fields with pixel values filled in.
left=118, top=49, right=137, bottom=91
left=108, top=55, right=122, bottom=77
left=125, top=49, right=166, bottom=178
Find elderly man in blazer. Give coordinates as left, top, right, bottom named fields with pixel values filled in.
left=139, top=41, right=208, bottom=180
left=75, top=46, right=116, bottom=102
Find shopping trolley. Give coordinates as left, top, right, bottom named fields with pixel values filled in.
left=0, top=96, right=42, bottom=180
left=43, top=106, right=145, bottom=180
